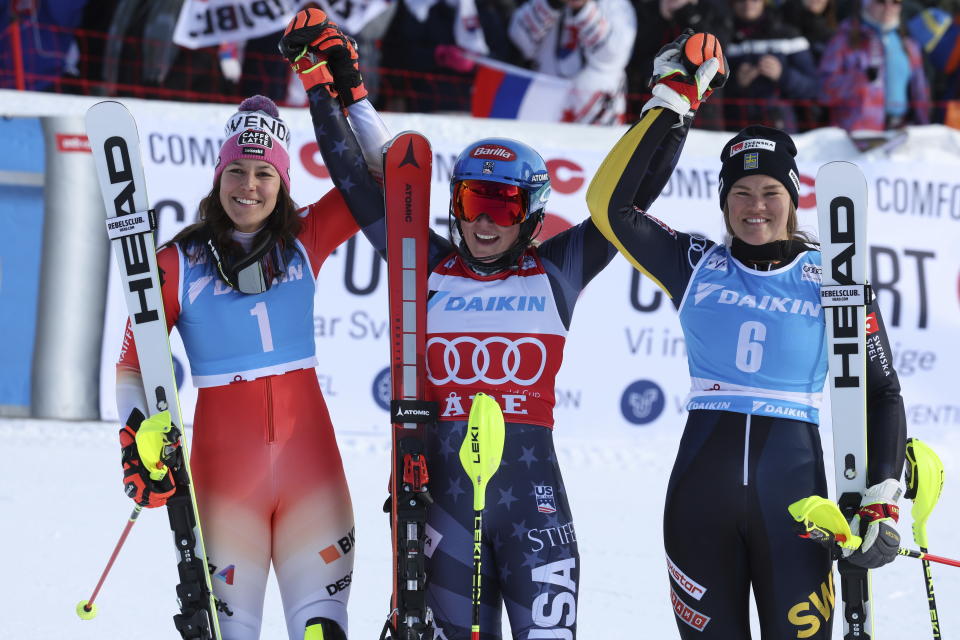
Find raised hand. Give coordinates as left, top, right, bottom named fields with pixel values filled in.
left=645, top=30, right=728, bottom=117
left=279, top=8, right=367, bottom=106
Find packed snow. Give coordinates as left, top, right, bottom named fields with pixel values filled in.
left=2, top=416, right=958, bottom=639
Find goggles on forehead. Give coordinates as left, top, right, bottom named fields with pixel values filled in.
left=207, top=234, right=286, bottom=295
left=453, top=180, right=528, bottom=227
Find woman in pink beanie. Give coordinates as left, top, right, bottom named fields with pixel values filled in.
left=115, top=95, right=358, bottom=639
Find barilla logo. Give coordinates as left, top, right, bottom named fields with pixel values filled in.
left=729, top=138, right=776, bottom=156
left=471, top=145, right=516, bottom=161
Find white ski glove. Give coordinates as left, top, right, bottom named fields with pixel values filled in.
left=844, top=478, right=902, bottom=569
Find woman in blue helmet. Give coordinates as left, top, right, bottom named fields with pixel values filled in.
left=277, top=9, right=691, bottom=637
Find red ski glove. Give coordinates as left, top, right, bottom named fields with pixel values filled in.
left=119, top=409, right=177, bottom=508
left=279, top=8, right=367, bottom=106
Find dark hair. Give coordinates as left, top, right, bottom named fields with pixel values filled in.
left=164, top=175, right=303, bottom=264
left=782, top=0, right=837, bottom=35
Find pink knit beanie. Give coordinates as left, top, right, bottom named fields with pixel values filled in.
left=214, top=95, right=291, bottom=192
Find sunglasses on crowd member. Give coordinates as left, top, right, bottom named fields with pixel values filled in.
left=453, top=180, right=529, bottom=226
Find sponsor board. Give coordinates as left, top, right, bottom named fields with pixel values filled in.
left=74, top=98, right=955, bottom=444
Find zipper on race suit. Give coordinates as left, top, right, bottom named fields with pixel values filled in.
left=266, top=377, right=276, bottom=444
left=742, top=414, right=751, bottom=486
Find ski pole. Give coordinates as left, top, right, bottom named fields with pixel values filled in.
left=789, top=497, right=960, bottom=567
left=897, top=548, right=960, bottom=568
left=904, top=437, right=945, bottom=639
left=76, top=505, right=143, bottom=619
left=459, top=393, right=505, bottom=640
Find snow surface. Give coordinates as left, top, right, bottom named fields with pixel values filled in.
left=3, top=416, right=958, bottom=640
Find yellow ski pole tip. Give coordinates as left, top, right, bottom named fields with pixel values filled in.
left=76, top=599, right=98, bottom=620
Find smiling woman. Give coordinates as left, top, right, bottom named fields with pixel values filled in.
left=294, top=22, right=640, bottom=630
left=219, top=159, right=282, bottom=233
left=446, top=140, right=551, bottom=271
left=724, top=174, right=792, bottom=244
left=112, top=94, right=361, bottom=639
left=452, top=179, right=526, bottom=258
left=717, top=125, right=807, bottom=250
left=587, top=37, right=908, bottom=637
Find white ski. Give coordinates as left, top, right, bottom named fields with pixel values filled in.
left=86, top=100, right=225, bottom=639
left=816, top=160, right=872, bottom=639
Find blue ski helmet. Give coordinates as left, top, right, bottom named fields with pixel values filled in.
left=449, top=138, right=551, bottom=224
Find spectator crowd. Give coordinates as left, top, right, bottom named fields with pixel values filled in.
left=3, top=0, right=960, bottom=132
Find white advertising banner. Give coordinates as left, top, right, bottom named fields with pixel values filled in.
left=173, top=0, right=304, bottom=49
left=84, top=98, right=960, bottom=443
left=172, top=0, right=394, bottom=49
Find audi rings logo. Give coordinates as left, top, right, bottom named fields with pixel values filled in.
left=426, top=336, right=547, bottom=385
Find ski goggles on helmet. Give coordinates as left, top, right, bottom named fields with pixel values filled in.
left=452, top=180, right=528, bottom=226
left=207, top=234, right=286, bottom=295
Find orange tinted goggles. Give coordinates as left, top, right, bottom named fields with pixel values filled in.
left=453, top=180, right=528, bottom=226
